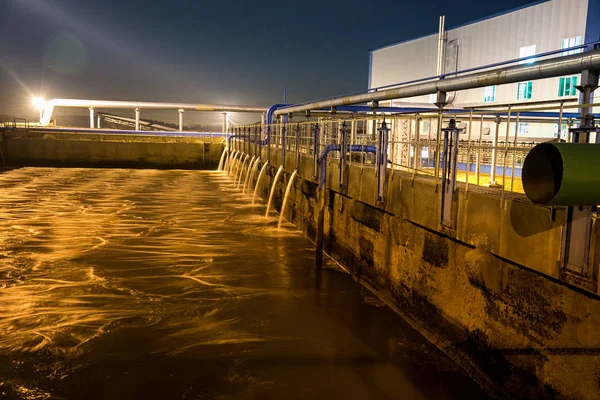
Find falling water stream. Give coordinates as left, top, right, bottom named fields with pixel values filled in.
left=238, top=156, right=255, bottom=189
left=0, top=167, right=488, bottom=399
left=217, top=147, right=228, bottom=171
left=236, top=155, right=250, bottom=185
left=278, top=170, right=298, bottom=229
left=243, top=157, right=260, bottom=193
left=265, top=165, right=284, bottom=218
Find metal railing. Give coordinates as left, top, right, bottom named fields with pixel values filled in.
left=0, top=116, right=29, bottom=130
left=228, top=100, right=600, bottom=198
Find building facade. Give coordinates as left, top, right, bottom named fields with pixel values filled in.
left=369, top=0, right=600, bottom=138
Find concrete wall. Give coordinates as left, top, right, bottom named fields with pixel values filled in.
left=0, top=129, right=226, bottom=169
left=240, top=143, right=600, bottom=400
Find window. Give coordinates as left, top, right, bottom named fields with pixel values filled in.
left=562, top=36, right=583, bottom=56
left=518, top=123, right=530, bottom=135
left=554, top=123, right=568, bottom=138
left=558, top=76, right=578, bottom=96
left=517, top=81, right=533, bottom=100
left=520, top=45, right=537, bottom=64
left=483, top=86, right=496, bottom=103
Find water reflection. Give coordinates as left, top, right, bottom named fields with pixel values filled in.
left=0, top=168, right=487, bottom=399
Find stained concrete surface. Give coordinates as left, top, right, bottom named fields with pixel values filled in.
left=0, top=168, right=487, bottom=400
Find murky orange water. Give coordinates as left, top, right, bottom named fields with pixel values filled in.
left=0, top=168, right=487, bottom=399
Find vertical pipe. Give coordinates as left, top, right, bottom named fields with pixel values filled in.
left=178, top=109, right=184, bottom=132
left=558, top=100, right=564, bottom=139
left=500, top=107, right=512, bottom=204
left=465, top=109, right=473, bottom=192
left=89, top=107, right=95, bottom=129
left=222, top=112, right=228, bottom=133
left=378, top=120, right=389, bottom=200
left=489, top=117, right=501, bottom=185
left=135, top=108, right=140, bottom=131
left=437, top=15, right=446, bottom=77
left=267, top=125, right=271, bottom=162
left=434, top=111, right=443, bottom=180
left=340, top=123, right=347, bottom=188
left=510, top=113, right=520, bottom=192
left=295, top=123, right=300, bottom=170
left=281, top=123, right=287, bottom=170
left=412, top=117, right=420, bottom=178
left=476, top=115, right=483, bottom=186
left=313, top=123, right=319, bottom=178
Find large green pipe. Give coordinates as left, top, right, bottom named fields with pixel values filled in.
left=522, top=143, right=600, bottom=205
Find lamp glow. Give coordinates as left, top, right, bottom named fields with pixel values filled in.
left=32, top=97, right=46, bottom=110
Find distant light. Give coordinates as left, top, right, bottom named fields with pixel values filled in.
left=32, top=97, right=46, bottom=110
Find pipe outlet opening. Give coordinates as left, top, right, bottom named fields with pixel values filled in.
left=522, top=143, right=564, bottom=204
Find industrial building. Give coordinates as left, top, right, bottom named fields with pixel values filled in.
left=369, top=0, right=600, bottom=138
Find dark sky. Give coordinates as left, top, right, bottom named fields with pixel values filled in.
left=1, top=0, right=537, bottom=123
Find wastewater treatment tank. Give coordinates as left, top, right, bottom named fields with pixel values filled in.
left=0, top=165, right=489, bottom=399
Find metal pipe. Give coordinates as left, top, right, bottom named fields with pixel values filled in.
left=135, top=108, right=140, bottom=131
left=283, top=43, right=592, bottom=109
left=437, top=16, right=446, bottom=77
left=523, top=143, right=600, bottom=205
left=40, top=99, right=268, bottom=126
left=222, top=112, right=228, bottom=133
left=89, top=107, right=95, bottom=129
left=178, top=109, right=184, bottom=132
left=274, top=49, right=600, bottom=116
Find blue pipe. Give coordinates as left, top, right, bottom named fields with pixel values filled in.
left=266, top=104, right=287, bottom=125
left=318, top=144, right=377, bottom=189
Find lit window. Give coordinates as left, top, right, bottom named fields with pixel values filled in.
left=558, top=76, right=579, bottom=97
left=562, top=36, right=583, bottom=56
left=517, top=81, right=533, bottom=100
left=483, top=86, right=496, bottom=103
left=520, top=45, right=537, bottom=64
left=518, top=123, right=530, bottom=135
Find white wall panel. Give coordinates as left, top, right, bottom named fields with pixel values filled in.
left=369, top=0, right=591, bottom=119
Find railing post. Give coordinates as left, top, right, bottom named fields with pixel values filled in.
left=340, top=122, right=348, bottom=188
left=295, top=122, right=300, bottom=170
left=434, top=91, right=447, bottom=181
left=282, top=123, right=287, bottom=169
left=489, top=116, right=501, bottom=186
left=376, top=119, right=389, bottom=201
left=267, top=125, right=271, bottom=162
left=313, top=123, right=319, bottom=179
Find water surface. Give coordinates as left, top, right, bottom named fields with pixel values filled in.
left=0, top=168, right=487, bottom=399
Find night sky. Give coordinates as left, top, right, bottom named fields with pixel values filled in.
left=1, top=0, right=537, bottom=124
